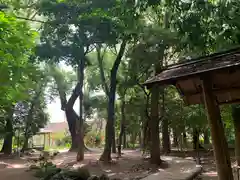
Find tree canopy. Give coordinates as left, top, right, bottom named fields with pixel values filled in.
left=1, top=0, right=240, bottom=172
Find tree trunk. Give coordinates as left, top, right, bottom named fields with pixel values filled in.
left=51, top=64, right=78, bottom=152
left=182, top=130, right=187, bottom=148
left=231, top=104, right=240, bottom=166
left=203, top=129, right=210, bottom=145
left=112, top=127, right=117, bottom=153
left=193, top=128, right=199, bottom=150
left=64, top=81, right=83, bottom=159
left=123, top=131, right=126, bottom=149
left=118, top=98, right=126, bottom=156
left=21, top=83, right=45, bottom=152
left=100, top=87, right=115, bottom=162
left=66, top=109, right=78, bottom=151
left=131, top=133, right=136, bottom=149
left=100, top=40, right=127, bottom=163
left=172, top=127, right=179, bottom=148
left=162, top=117, right=170, bottom=154
left=202, top=78, right=233, bottom=180
left=149, top=85, right=161, bottom=165
left=76, top=56, right=85, bottom=162
left=139, top=131, right=142, bottom=148
left=22, top=136, right=29, bottom=151
left=193, top=128, right=201, bottom=164
left=1, top=111, right=13, bottom=155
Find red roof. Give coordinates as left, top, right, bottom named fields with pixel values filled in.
left=41, top=121, right=68, bottom=133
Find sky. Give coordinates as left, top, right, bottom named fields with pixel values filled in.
left=47, top=97, right=80, bottom=123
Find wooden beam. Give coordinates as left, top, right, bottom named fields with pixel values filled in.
left=175, top=83, right=189, bottom=105
left=182, top=87, right=240, bottom=105
left=183, top=86, right=240, bottom=97
left=201, top=77, right=233, bottom=180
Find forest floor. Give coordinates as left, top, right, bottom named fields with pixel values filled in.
left=0, top=149, right=199, bottom=180
left=169, top=149, right=238, bottom=180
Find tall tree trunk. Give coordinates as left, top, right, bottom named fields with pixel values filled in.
left=22, top=135, right=29, bottom=151
left=100, top=84, right=116, bottom=162
left=139, top=131, right=142, bottom=148
left=193, top=128, right=199, bottom=150
left=76, top=56, right=85, bottom=162
left=172, top=127, right=179, bottom=148
left=131, top=133, right=136, bottom=149
left=149, top=85, right=161, bottom=165
left=182, top=130, right=187, bottom=148
left=123, top=131, right=127, bottom=149
left=193, top=128, right=201, bottom=164
left=143, top=92, right=151, bottom=152
left=232, top=104, right=240, bottom=166
left=64, top=83, right=82, bottom=158
left=1, top=110, right=14, bottom=155
left=66, top=109, right=78, bottom=151
left=162, top=117, right=170, bottom=154
left=203, top=129, right=210, bottom=145
left=100, top=40, right=127, bottom=162
left=50, top=64, right=79, bottom=151
left=112, top=127, right=117, bottom=153
left=118, top=97, right=126, bottom=156
left=21, top=85, right=45, bottom=152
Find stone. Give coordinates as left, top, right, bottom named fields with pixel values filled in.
left=76, top=167, right=91, bottom=179
left=29, top=164, right=40, bottom=170
left=99, top=174, right=109, bottom=180
left=87, top=175, right=100, bottom=180
left=61, top=167, right=91, bottom=180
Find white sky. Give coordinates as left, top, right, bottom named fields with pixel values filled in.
left=47, top=96, right=80, bottom=123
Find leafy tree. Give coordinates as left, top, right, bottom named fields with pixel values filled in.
left=0, top=11, right=39, bottom=154
left=36, top=0, right=110, bottom=160
left=20, top=73, right=49, bottom=151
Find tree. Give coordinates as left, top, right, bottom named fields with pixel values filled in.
left=0, top=11, right=38, bottom=154
left=20, top=73, right=49, bottom=151
left=47, top=64, right=79, bottom=150
left=37, top=0, right=103, bottom=160
left=81, top=1, right=143, bottom=162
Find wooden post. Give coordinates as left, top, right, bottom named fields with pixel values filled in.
left=202, top=78, right=233, bottom=180
left=49, top=133, right=51, bottom=147
left=43, top=133, right=46, bottom=150
left=231, top=105, right=240, bottom=166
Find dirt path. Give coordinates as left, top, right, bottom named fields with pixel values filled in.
left=0, top=168, right=37, bottom=180
left=0, top=150, right=199, bottom=180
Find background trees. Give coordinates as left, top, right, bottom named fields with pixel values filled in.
left=2, top=0, right=240, bottom=168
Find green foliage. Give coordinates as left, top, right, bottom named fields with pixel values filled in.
left=34, top=161, right=61, bottom=180
left=3, top=0, right=240, bottom=155
left=85, top=131, right=103, bottom=148
left=0, top=11, right=38, bottom=109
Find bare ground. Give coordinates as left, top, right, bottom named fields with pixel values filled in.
left=0, top=149, right=197, bottom=180
left=168, top=149, right=239, bottom=180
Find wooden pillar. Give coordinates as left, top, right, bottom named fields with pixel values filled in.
left=49, top=133, right=51, bottom=147
left=231, top=104, right=240, bottom=166
left=202, top=78, right=233, bottom=180
left=43, top=133, right=46, bottom=149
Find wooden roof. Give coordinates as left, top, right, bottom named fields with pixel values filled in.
left=144, top=47, right=240, bottom=105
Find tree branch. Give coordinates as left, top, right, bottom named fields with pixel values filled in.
left=96, top=45, right=109, bottom=96
left=66, top=82, right=81, bottom=109
left=111, top=39, right=127, bottom=75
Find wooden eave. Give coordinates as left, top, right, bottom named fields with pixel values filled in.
left=144, top=47, right=240, bottom=105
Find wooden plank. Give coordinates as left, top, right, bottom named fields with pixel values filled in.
left=201, top=77, right=233, bottom=180
left=182, top=87, right=240, bottom=105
